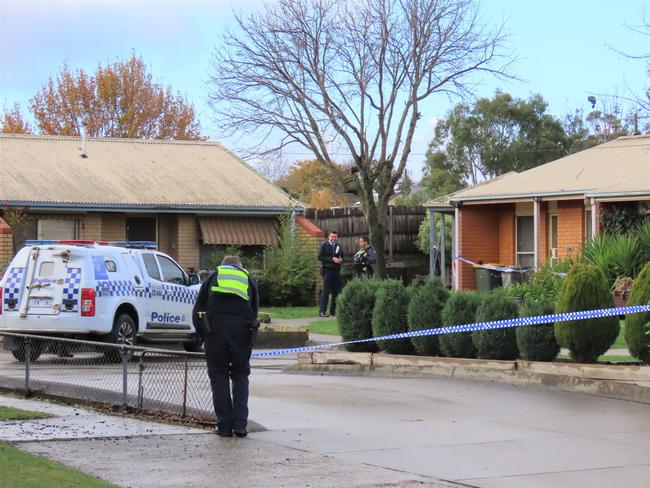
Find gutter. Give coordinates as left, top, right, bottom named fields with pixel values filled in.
left=451, top=190, right=589, bottom=204
left=2, top=200, right=304, bottom=215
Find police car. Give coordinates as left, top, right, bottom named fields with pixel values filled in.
left=0, top=240, right=203, bottom=361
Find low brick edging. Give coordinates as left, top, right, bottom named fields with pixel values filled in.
left=292, top=351, right=650, bottom=404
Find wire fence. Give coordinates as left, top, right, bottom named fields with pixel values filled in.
left=0, top=332, right=215, bottom=422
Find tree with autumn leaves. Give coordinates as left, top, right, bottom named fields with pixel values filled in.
left=276, top=160, right=354, bottom=208
left=1, top=54, right=203, bottom=140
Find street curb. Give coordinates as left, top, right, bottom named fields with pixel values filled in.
left=289, top=352, right=650, bottom=405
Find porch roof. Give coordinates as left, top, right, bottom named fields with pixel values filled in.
left=451, top=135, right=650, bottom=203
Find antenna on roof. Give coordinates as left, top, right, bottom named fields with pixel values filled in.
left=80, top=124, right=88, bottom=158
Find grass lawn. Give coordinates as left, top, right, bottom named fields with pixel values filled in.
left=0, top=406, right=52, bottom=421
left=259, top=306, right=320, bottom=320
left=303, top=319, right=340, bottom=336
left=0, top=443, right=117, bottom=488
left=598, top=354, right=639, bottom=363
left=612, top=321, right=627, bottom=349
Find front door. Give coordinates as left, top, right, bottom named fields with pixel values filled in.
left=156, top=254, right=193, bottom=332
left=516, top=216, right=534, bottom=268
left=140, top=252, right=166, bottom=330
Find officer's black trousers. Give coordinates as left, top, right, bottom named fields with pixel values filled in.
left=203, top=314, right=253, bottom=432
left=320, top=270, right=341, bottom=315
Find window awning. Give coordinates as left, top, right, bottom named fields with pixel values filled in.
left=199, top=217, right=278, bottom=246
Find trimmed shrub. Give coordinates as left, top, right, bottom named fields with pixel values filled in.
left=554, top=263, right=619, bottom=363
left=337, top=279, right=380, bottom=352
left=472, top=291, right=520, bottom=360
left=625, top=261, right=650, bottom=363
left=516, top=298, right=560, bottom=362
left=407, top=278, right=450, bottom=356
left=372, top=279, right=414, bottom=355
left=440, top=291, right=481, bottom=358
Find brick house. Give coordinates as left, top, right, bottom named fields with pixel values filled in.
left=0, top=134, right=307, bottom=272
left=437, top=134, right=650, bottom=290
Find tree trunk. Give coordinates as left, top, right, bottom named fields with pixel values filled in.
left=366, top=201, right=389, bottom=279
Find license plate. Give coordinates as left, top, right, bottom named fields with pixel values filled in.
left=29, top=297, right=53, bottom=308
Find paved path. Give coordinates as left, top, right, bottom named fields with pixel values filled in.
left=3, top=367, right=650, bottom=488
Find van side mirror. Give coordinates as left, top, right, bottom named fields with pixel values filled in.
left=188, top=273, right=201, bottom=286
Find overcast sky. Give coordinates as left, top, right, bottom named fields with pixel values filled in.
left=1, top=0, right=647, bottom=178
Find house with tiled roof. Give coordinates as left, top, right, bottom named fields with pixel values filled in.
left=0, top=134, right=305, bottom=271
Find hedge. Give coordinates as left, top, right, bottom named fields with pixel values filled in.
left=337, top=279, right=380, bottom=352
left=440, top=291, right=481, bottom=358
left=407, top=278, right=450, bottom=356
left=372, top=279, right=414, bottom=355
left=472, top=291, right=520, bottom=360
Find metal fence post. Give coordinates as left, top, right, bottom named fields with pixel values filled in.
left=121, top=347, right=128, bottom=409
left=24, top=337, right=31, bottom=394
left=137, top=352, right=146, bottom=412
left=181, top=357, right=189, bottom=419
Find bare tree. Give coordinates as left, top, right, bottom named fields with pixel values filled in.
left=209, top=0, right=510, bottom=277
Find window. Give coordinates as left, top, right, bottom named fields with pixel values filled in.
left=157, top=255, right=186, bottom=285
left=37, top=219, right=76, bottom=240
left=585, top=209, right=593, bottom=242
left=126, top=217, right=157, bottom=242
left=516, top=216, right=534, bottom=267
left=39, top=261, right=55, bottom=278
left=142, top=253, right=161, bottom=281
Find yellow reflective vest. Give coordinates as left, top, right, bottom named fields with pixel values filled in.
left=210, top=265, right=250, bottom=301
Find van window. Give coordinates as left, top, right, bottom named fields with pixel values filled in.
left=158, top=255, right=186, bottom=285
left=39, top=261, right=55, bottom=278
left=142, top=253, right=161, bottom=281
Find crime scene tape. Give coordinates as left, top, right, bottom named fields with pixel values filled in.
left=455, top=256, right=532, bottom=274
left=251, top=304, right=650, bottom=358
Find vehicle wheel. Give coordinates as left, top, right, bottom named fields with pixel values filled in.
left=104, top=314, right=137, bottom=362
left=11, top=340, right=44, bottom=363
left=183, top=334, right=204, bottom=353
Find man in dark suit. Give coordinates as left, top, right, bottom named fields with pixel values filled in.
left=318, top=231, right=343, bottom=317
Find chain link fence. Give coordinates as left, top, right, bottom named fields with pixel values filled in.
left=0, top=332, right=215, bottom=422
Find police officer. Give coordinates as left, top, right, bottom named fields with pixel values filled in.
left=353, top=235, right=377, bottom=278
left=318, top=230, right=343, bottom=317
left=193, top=255, right=259, bottom=437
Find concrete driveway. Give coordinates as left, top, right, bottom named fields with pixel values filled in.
left=249, top=368, right=650, bottom=487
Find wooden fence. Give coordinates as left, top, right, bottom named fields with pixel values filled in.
left=304, top=206, right=426, bottom=257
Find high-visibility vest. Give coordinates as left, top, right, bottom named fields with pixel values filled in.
left=211, top=265, right=250, bottom=301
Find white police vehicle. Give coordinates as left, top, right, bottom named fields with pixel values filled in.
left=0, top=240, right=203, bottom=361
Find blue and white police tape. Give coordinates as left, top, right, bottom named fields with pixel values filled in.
left=455, top=256, right=532, bottom=274
left=251, top=304, right=650, bottom=358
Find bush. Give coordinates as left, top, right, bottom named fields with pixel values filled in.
left=260, top=215, right=316, bottom=306
left=472, top=291, right=520, bottom=360
left=440, top=291, right=481, bottom=358
left=407, top=278, right=449, bottom=356
left=372, top=279, right=414, bottom=355
left=516, top=298, right=560, bottom=362
left=554, top=263, right=619, bottom=363
left=503, top=259, right=571, bottom=304
left=625, top=261, right=650, bottom=363
left=337, top=279, right=380, bottom=352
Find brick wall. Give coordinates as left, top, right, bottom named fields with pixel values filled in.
left=79, top=213, right=102, bottom=240
left=498, top=204, right=515, bottom=265
left=101, top=214, right=126, bottom=241
left=295, top=215, right=324, bottom=303
left=459, top=205, right=501, bottom=289
left=557, top=200, right=584, bottom=259
left=158, top=214, right=178, bottom=260
left=0, top=217, right=13, bottom=273
left=177, top=214, right=199, bottom=270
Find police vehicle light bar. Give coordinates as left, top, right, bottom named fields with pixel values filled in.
left=26, top=240, right=158, bottom=249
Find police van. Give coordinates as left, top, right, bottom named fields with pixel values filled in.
left=0, top=240, right=203, bottom=361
